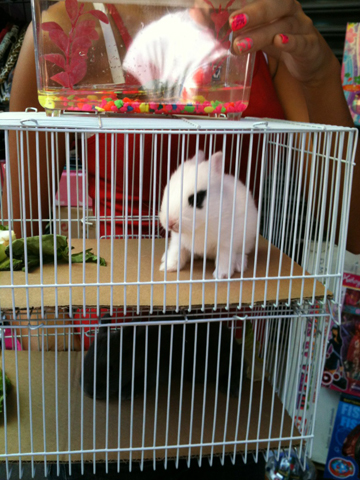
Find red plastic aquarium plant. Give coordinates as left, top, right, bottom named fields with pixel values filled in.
left=41, top=0, right=109, bottom=89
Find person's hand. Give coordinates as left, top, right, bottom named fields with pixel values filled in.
left=229, top=0, right=338, bottom=87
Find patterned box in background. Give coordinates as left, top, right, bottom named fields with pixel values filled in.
left=342, top=22, right=360, bottom=126
left=322, top=273, right=360, bottom=399
left=324, top=395, right=360, bottom=479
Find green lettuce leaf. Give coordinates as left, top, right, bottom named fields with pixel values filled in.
left=71, top=248, right=107, bottom=266
left=2, top=234, right=106, bottom=271
left=0, top=257, right=23, bottom=271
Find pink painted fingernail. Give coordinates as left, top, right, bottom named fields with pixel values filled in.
left=231, top=13, right=248, bottom=31
left=280, top=34, right=289, bottom=44
left=236, top=37, right=253, bottom=53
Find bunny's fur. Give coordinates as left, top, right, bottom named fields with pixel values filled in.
left=159, top=151, right=258, bottom=278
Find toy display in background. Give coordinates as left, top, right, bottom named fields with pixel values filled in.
left=322, top=273, right=360, bottom=397
left=324, top=395, right=360, bottom=479
left=342, top=23, right=360, bottom=126
left=265, top=450, right=316, bottom=480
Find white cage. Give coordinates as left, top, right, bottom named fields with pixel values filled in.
left=0, top=112, right=358, bottom=478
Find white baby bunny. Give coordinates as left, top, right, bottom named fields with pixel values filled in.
left=159, top=150, right=258, bottom=279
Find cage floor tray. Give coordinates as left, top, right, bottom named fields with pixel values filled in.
left=0, top=351, right=301, bottom=462
left=0, top=236, right=328, bottom=309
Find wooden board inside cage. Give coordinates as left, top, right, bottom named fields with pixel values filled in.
left=0, top=351, right=302, bottom=462
left=0, top=236, right=329, bottom=310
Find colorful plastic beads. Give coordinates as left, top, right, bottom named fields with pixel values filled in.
left=39, top=92, right=249, bottom=117
left=139, top=103, right=149, bottom=113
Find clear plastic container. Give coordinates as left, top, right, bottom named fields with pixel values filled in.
left=31, top=0, right=255, bottom=116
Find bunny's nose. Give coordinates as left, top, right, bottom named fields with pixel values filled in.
left=167, top=219, right=179, bottom=233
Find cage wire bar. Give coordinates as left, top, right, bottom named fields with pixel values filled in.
left=0, top=112, right=358, bottom=478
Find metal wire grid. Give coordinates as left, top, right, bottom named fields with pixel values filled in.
left=0, top=300, right=325, bottom=350
left=0, top=303, right=330, bottom=479
left=0, top=114, right=356, bottom=477
left=0, top=114, right=357, bottom=316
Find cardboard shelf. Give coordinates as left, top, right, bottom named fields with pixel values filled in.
left=0, top=351, right=301, bottom=462
left=0, top=236, right=328, bottom=310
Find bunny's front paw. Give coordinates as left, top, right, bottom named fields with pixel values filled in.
left=160, top=258, right=179, bottom=272
left=213, top=253, right=234, bottom=279
left=160, top=249, right=178, bottom=271
left=234, top=253, right=248, bottom=273
left=212, top=267, right=234, bottom=279
left=160, top=248, right=190, bottom=272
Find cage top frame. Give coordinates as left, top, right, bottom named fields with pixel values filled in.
left=0, top=111, right=358, bottom=138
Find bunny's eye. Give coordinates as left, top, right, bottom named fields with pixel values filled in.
left=188, top=190, right=207, bottom=209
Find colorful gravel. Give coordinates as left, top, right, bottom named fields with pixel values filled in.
left=39, top=93, right=248, bottom=116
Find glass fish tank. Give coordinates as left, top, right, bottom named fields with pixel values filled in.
left=31, top=0, right=255, bottom=117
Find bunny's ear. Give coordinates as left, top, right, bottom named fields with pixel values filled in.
left=210, top=151, right=224, bottom=175
left=188, top=150, right=206, bottom=165
left=196, top=150, right=206, bottom=164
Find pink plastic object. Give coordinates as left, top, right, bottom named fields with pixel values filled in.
left=55, top=169, right=93, bottom=208
left=4, top=329, right=22, bottom=350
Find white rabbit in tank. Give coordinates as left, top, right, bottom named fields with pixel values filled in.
left=158, top=150, right=258, bottom=279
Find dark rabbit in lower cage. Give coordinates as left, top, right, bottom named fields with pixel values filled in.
left=82, top=315, right=244, bottom=400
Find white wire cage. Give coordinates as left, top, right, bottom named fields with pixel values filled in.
left=0, top=112, right=358, bottom=478
left=0, top=305, right=330, bottom=478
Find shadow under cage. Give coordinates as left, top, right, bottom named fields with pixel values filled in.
left=0, top=113, right=357, bottom=477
